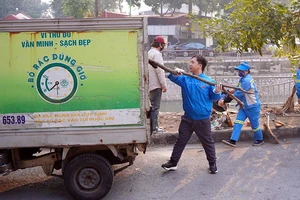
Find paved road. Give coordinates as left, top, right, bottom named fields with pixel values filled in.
left=1, top=138, right=300, bottom=200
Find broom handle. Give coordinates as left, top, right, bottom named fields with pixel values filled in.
left=222, top=86, right=244, bottom=108
left=267, top=113, right=270, bottom=127
left=149, top=59, right=254, bottom=94
left=291, top=85, right=296, bottom=97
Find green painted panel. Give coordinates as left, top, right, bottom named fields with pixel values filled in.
left=0, top=31, right=141, bottom=114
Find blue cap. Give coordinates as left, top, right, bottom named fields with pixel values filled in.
left=235, top=62, right=250, bottom=71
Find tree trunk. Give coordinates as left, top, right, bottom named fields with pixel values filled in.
left=95, top=0, right=99, bottom=17
left=188, top=0, right=192, bottom=39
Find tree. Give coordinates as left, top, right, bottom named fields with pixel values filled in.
left=218, top=0, right=233, bottom=14
left=193, top=0, right=219, bottom=16
left=122, top=0, right=142, bottom=15
left=62, top=0, right=93, bottom=18
left=125, top=0, right=141, bottom=8
left=96, top=0, right=119, bottom=13
left=61, top=0, right=121, bottom=18
left=0, top=0, right=48, bottom=18
left=51, top=0, right=65, bottom=18
left=273, top=0, right=290, bottom=5
left=144, top=0, right=187, bottom=17
left=117, top=0, right=123, bottom=13
left=192, top=0, right=287, bottom=16
left=196, top=0, right=300, bottom=67
left=0, top=0, right=18, bottom=18
left=280, top=0, right=300, bottom=66
left=95, top=0, right=99, bottom=17
left=191, top=0, right=234, bottom=16
left=21, top=0, right=49, bottom=18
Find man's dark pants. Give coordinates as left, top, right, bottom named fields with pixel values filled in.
left=150, top=88, right=162, bottom=131
left=170, top=115, right=217, bottom=164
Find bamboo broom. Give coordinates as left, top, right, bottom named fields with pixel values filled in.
left=263, top=123, right=280, bottom=144
left=281, top=85, right=296, bottom=113
left=263, top=113, right=279, bottom=144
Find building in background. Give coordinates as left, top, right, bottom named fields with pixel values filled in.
left=100, top=11, right=128, bottom=18
left=138, top=3, right=214, bottom=47
left=2, top=12, right=32, bottom=21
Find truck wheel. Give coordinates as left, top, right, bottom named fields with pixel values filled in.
left=64, top=153, right=113, bottom=200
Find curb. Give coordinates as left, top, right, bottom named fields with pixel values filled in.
left=150, top=126, right=300, bottom=145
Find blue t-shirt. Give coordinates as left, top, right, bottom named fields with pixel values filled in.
left=296, top=69, right=300, bottom=98
left=234, top=74, right=260, bottom=109
left=168, top=73, right=221, bottom=120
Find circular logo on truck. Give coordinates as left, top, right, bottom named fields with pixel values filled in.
left=36, top=63, right=78, bottom=104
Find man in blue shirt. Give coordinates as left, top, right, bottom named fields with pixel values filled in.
left=296, top=68, right=300, bottom=105
left=220, top=62, right=264, bottom=147
left=161, top=55, right=222, bottom=174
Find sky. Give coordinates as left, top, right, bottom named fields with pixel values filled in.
left=40, top=0, right=152, bottom=15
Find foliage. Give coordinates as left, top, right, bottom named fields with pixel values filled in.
left=195, top=0, right=300, bottom=67
left=144, top=0, right=187, bottom=17
left=273, top=0, right=290, bottom=5
left=21, top=0, right=49, bottom=18
left=116, top=0, right=124, bottom=13
left=0, top=0, right=18, bottom=18
left=101, top=0, right=117, bottom=11
left=62, top=0, right=93, bottom=18
left=0, top=0, right=48, bottom=18
left=193, top=0, right=219, bottom=16
left=192, top=0, right=289, bottom=16
left=52, top=0, right=123, bottom=18
left=125, top=0, right=141, bottom=8
left=280, top=0, right=300, bottom=67
left=95, top=0, right=120, bottom=13
left=51, top=0, right=64, bottom=18
left=218, top=0, right=233, bottom=14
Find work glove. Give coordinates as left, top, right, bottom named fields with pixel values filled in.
left=214, top=84, right=222, bottom=94
left=174, top=67, right=185, bottom=75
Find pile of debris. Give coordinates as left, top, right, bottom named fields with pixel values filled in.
left=210, top=110, right=234, bottom=130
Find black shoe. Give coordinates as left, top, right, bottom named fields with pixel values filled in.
left=162, top=160, right=177, bottom=171
left=208, top=162, right=218, bottom=174
left=252, top=140, right=264, bottom=146
left=222, top=139, right=236, bottom=147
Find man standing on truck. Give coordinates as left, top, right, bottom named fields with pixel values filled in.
left=148, top=36, right=167, bottom=134
left=161, top=54, right=222, bottom=174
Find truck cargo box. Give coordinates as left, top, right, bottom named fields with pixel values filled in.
left=0, top=17, right=150, bottom=200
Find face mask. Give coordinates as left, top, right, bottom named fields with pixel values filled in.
left=238, top=71, right=245, bottom=77
left=160, top=44, right=165, bottom=51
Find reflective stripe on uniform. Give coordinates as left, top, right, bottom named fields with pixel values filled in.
left=252, top=127, right=261, bottom=132
left=234, top=120, right=244, bottom=124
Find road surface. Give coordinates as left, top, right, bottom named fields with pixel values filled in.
left=1, top=138, right=300, bottom=200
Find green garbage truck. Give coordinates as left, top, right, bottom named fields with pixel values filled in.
left=0, top=17, right=150, bottom=199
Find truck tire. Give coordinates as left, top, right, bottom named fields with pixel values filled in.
left=64, top=153, right=113, bottom=200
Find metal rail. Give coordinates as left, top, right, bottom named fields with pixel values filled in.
left=163, top=50, right=289, bottom=63
left=0, top=18, right=144, bottom=32
left=214, top=76, right=295, bottom=106
left=163, top=76, right=295, bottom=107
